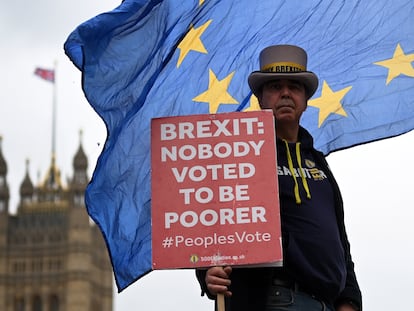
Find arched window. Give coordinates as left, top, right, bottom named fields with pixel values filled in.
left=32, top=295, right=42, bottom=311
left=14, top=297, right=25, bottom=311
left=50, top=295, right=59, bottom=311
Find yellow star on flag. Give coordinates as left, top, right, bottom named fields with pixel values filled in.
left=374, top=43, right=414, bottom=85
left=308, top=81, right=351, bottom=127
left=193, top=69, right=238, bottom=113
left=243, top=95, right=262, bottom=111
left=176, top=20, right=212, bottom=68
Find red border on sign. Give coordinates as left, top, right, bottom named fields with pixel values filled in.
left=151, top=111, right=282, bottom=269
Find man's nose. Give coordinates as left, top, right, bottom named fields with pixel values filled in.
left=280, top=85, right=291, bottom=97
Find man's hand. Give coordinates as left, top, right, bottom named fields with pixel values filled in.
left=205, top=266, right=233, bottom=297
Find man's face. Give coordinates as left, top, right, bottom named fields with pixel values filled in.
left=259, top=79, right=307, bottom=124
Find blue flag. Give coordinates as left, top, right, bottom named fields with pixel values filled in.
left=64, top=0, right=414, bottom=291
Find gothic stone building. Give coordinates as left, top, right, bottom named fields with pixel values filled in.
left=0, top=137, right=113, bottom=311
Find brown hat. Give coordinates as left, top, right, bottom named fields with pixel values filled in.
left=248, top=45, right=318, bottom=99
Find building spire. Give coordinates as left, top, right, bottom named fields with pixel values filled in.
left=0, top=135, right=7, bottom=177
left=0, top=135, right=10, bottom=213
left=20, top=159, right=34, bottom=203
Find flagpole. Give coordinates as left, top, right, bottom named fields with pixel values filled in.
left=49, top=60, right=58, bottom=189
left=52, top=60, right=57, bottom=165
left=34, top=63, right=58, bottom=188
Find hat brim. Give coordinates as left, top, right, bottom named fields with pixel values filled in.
left=248, top=71, right=319, bottom=99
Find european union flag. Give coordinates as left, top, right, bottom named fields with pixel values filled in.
left=64, top=0, right=414, bottom=291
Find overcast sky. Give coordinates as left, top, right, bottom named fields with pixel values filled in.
left=1, top=1, right=413, bottom=310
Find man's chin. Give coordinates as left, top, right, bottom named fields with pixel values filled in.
left=275, top=112, right=296, bottom=121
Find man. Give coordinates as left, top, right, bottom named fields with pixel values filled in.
left=196, top=45, right=362, bottom=311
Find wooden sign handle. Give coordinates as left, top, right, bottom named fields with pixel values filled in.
left=217, top=293, right=225, bottom=311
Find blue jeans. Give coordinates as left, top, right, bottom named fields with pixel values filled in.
left=265, top=285, right=334, bottom=311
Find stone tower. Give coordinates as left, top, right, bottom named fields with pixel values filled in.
left=0, top=134, right=113, bottom=311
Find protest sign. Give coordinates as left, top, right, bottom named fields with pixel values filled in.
left=151, top=111, right=282, bottom=269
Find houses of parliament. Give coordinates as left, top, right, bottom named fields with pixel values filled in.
left=0, top=135, right=113, bottom=311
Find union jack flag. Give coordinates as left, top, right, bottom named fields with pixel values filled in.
left=34, top=67, right=55, bottom=83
